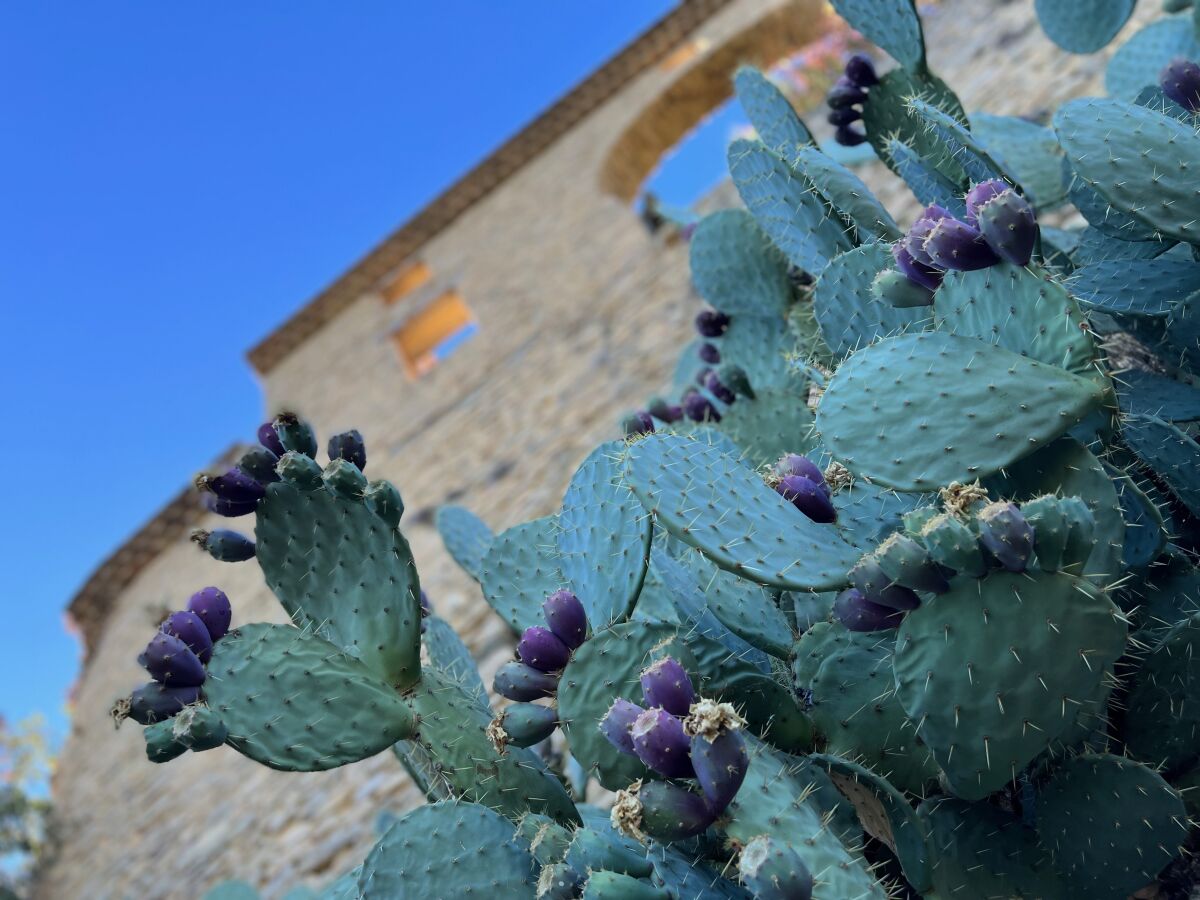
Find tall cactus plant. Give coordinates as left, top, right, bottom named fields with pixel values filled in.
left=114, top=2, right=1200, bottom=897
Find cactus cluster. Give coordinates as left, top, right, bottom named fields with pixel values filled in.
left=115, top=2, right=1200, bottom=898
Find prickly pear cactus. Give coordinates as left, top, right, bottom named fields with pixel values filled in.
left=119, top=3, right=1200, bottom=897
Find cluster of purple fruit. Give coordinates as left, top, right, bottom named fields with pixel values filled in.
left=835, top=500, right=1035, bottom=632
left=117, top=587, right=232, bottom=725
left=827, top=53, right=878, bottom=147
left=601, top=658, right=748, bottom=840
left=1161, top=57, right=1200, bottom=112
left=489, top=590, right=589, bottom=747
left=889, top=180, right=1038, bottom=300
left=769, top=453, right=836, bottom=524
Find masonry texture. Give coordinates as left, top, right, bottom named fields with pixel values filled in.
left=40, top=1, right=1161, bottom=897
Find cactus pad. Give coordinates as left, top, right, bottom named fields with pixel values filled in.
left=733, top=66, right=813, bottom=163
left=480, top=516, right=566, bottom=633
left=715, top=387, right=818, bottom=470
left=1034, top=0, right=1135, bottom=53
left=793, top=146, right=902, bottom=242
left=816, top=332, right=1105, bottom=491
left=204, top=623, right=417, bottom=771
left=969, top=113, right=1066, bottom=210
left=421, top=616, right=488, bottom=709
left=862, top=68, right=967, bottom=184
left=814, top=243, right=932, bottom=360
left=358, top=801, right=536, bottom=899
left=894, top=571, right=1126, bottom=800
left=434, top=505, right=493, bottom=583
left=1122, top=413, right=1200, bottom=516
left=623, top=433, right=864, bottom=590
left=255, top=480, right=422, bottom=688
left=1124, top=611, right=1200, bottom=773
left=688, top=210, right=792, bottom=319
left=829, top=0, right=925, bottom=72
left=1106, top=15, right=1200, bottom=100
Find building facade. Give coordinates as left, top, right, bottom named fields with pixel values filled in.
left=41, top=1, right=1153, bottom=896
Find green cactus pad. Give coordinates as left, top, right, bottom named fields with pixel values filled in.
left=733, top=66, right=813, bottom=163
left=1066, top=167, right=1158, bottom=242
left=894, top=571, right=1127, bottom=800
left=935, top=263, right=1100, bottom=382
left=727, top=139, right=853, bottom=276
left=390, top=738, right=453, bottom=803
left=565, top=828, right=652, bottom=879
left=671, top=338, right=711, bottom=397
left=144, top=720, right=188, bottom=764
left=1122, top=413, right=1200, bottom=516
left=205, top=623, right=417, bottom=772
left=814, top=243, right=932, bottom=361
left=1056, top=98, right=1200, bottom=244
left=987, top=437, right=1124, bottom=583
left=793, top=623, right=938, bottom=794
left=422, top=616, right=488, bottom=709
left=793, top=146, right=902, bottom=242
left=906, top=97, right=1012, bottom=187
left=1069, top=258, right=1200, bottom=317
left=1034, top=0, right=1135, bottom=53
left=862, top=68, right=967, bottom=185
left=885, top=137, right=967, bottom=217
left=919, top=798, right=1064, bottom=898
left=810, top=753, right=932, bottom=893
left=623, top=433, right=864, bottom=590
left=480, top=515, right=566, bottom=634
left=1124, top=611, right=1200, bottom=773
left=406, top=667, right=579, bottom=824
left=715, top=387, right=818, bottom=470
left=1108, top=469, right=1167, bottom=569
left=581, top=872, right=667, bottom=900
left=557, top=441, right=652, bottom=629
left=358, top=801, right=536, bottom=899
left=1117, top=370, right=1200, bottom=420
left=434, top=505, right=493, bottom=583
left=557, top=620, right=694, bottom=789
left=1106, top=15, right=1200, bottom=100
left=202, top=882, right=260, bottom=900
left=816, top=332, right=1106, bottom=492
left=829, top=0, right=925, bottom=73
left=1070, top=226, right=1169, bottom=267
left=722, top=739, right=886, bottom=900
left=969, top=113, right=1066, bottom=210
left=835, top=480, right=930, bottom=550
left=254, top=480, right=422, bottom=688
left=317, top=867, right=360, bottom=900
left=688, top=209, right=792, bottom=319
left=1035, top=754, right=1187, bottom=899
left=715, top=312, right=799, bottom=392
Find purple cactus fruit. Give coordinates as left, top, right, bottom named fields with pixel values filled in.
left=141, top=632, right=207, bottom=687
left=833, top=588, right=905, bottom=632
left=1161, top=57, right=1200, bottom=112
left=704, top=372, right=736, bottom=405
left=622, top=411, right=655, bottom=437
left=517, top=626, right=572, bottom=673
left=196, top=467, right=265, bottom=503
left=688, top=722, right=748, bottom=811
left=160, top=611, right=214, bottom=664
left=698, top=343, right=721, bottom=365
left=257, top=421, right=286, bottom=456
left=201, top=493, right=259, bottom=519
left=695, top=309, right=731, bottom=338
left=827, top=75, right=868, bottom=109
left=542, top=589, right=588, bottom=649
left=892, top=242, right=944, bottom=292
left=631, top=707, right=695, bottom=779
left=636, top=781, right=717, bottom=840
left=647, top=396, right=683, bottom=424
left=126, top=682, right=201, bottom=725
left=977, top=501, right=1035, bottom=573
left=694, top=367, right=713, bottom=387
left=773, top=454, right=827, bottom=490
left=683, top=392, right=721, bottom=423
left=827, top=106, right=863, bottom=127
left=776, top=475, right=837, bottom=524
left=923, top=217, right=1001, bottom=271
left=844, top=53, right=879, bottom=88
left=975, top=189, right=1038, bottom=267
left=186, top=587, right=231, bottom=642
left=327, top=429, right=367, bottom=471
left=834, top=125, right=867, bottom=147
left=600, top=698, right=646, bottom=756
left=190, top=529, right=256, bottom=562
left=849, top=557, right=921, bottom=611
left=493, top=661, right=559, bottom=702
left=964, top=179, right=1010, bottom=225
left=640, top=657, right=696, bottom=717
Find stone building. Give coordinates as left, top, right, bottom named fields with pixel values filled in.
left=40, top=0, right=1157, bottom=896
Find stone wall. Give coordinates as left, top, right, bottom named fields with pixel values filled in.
left=39, top=0, right=1161, bottom=897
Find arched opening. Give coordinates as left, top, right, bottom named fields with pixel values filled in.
left=599, top=1, right=848, bottom=206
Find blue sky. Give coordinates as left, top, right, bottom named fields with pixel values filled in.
left=0, top=2, right=761, bottom=744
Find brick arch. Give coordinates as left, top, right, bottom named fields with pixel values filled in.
left=599, top=0, right=834, bottom=203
